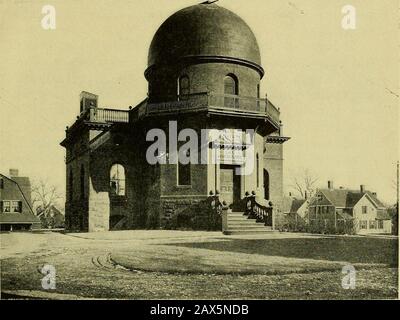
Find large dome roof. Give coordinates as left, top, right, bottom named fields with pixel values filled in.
left=147, top=3, right=263, bottom=75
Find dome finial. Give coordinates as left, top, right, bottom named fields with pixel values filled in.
left=201, top=0, right=219, bottom=4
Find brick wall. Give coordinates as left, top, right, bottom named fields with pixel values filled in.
left=264, top=142, right=284, bottom=229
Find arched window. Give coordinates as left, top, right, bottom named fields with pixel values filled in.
left=256, top=153, right=260, bottom=188
left=264, top=169, right=270, bottom=200
left=80, top=165, right=85, bottom=199
left=224, top=74, right=239, bottom=108
left=110, top=164, right=126, bottom=196
left=178, top=75, right=190, bottom=98
left=69, top=169, right=73, bottom=202
left=224, top=74, right=238, bottom=96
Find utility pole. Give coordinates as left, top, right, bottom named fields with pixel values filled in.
left=397, top=161, right=399, bottom=214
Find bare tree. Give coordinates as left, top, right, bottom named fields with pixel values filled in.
left=289, top=168, right=319, bottom=199
left=31, top=180, right=63, bottom=217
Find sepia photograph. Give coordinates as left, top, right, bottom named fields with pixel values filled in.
left=0, top=0, right=399, bottom=307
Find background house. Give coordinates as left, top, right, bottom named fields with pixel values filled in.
left=308, top=181, right=391, bottom=235
left=0, top=169, right=41, bottom=231
left=283, top=194, right=308, bottom=231
left=36, top=205, right=65, bottom=229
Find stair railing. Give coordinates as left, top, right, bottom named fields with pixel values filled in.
left=245, top=191, right=273, bottom=226
left=208, top=191, right=225, bottom=232
left=209, top=191, right=223, bottom=216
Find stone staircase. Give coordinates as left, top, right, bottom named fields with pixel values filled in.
left=224, top=212, right=274, bottom=235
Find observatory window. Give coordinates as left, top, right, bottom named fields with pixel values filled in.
left=110, top=164, right=126, bottom=196
left=178, top=75, right=190, bottom=98
left=224, top=74, right=238, bottom=96
left=224, top=75, right=239, bottom=108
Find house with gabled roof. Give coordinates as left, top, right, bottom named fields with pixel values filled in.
left=283, top=195, right=308, bottom=218
left=0, top=169, right=41, bottom=231
left=308, top=181, right=392, bottom=235
left=282, top=195, right=308, bottom=231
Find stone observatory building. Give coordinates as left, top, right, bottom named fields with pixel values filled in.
left=61, top=2, right=290, bottom=233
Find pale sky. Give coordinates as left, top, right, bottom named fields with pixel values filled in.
left=0, top=0, right=398, bottom=204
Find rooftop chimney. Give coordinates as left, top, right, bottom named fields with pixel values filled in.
left=9, top=169, right=19, bottom=177
left=328, top=181, right=334, bottom=190
left=372, top=192, right=377, bottom=197
left=360, top=185, right=366, bottom=193
left=80, top=91, right=98, bottom=114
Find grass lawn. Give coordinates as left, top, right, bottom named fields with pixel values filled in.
left=173, top=237, right=398, bottom=266
left=111, top=245, right=353, bottom=275
left=1, top=232, right=398, bottom=299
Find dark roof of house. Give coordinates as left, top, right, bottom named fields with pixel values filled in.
left=10, top=176, right=31, bottom=187
left=376, top=209, right=391, bottom=220
left=319, top=189, right=364, bottom=208
left=317, top=189, right=386, bottom=209
left=37, top=205, right=64, bottom=218
left=337, top=211, right=353, bottom=220
left=0, top=212, right=40, bottom=224
left=283, top=197, right=307, bottom=213
left=0, top=174, right=33, bottom=212
left=365, top=191, right=386, bottom=208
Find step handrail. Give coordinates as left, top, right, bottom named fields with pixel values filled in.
left=245, top=191, right=273, bottom=226
left=208, top=191, right=223, bottom=216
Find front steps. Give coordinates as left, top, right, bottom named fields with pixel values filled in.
left=224, top=212, right=275, bottom=235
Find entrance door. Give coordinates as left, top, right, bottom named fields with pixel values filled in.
left=220, top=165, right=241, bottom=208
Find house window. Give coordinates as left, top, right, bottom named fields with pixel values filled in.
left=178, top=75, right=190, bottom=97
left=360, top=220, right=367, bottom=229
left=362, top=206, right=368, bottom=214
left=2, top=201, right=11, bottom=213
left=369, top=220, right=377, bottom=229
left=378, top=220, right=384, bottom=229
left=0, top=178, right=3, bottom=189
left=110, top=164, right=126, bottom=196
left=11, top=201, right=22, bottom=213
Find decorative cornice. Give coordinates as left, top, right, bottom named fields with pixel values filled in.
left=266, top=136, right=291, bottom=144
left=145, top=55, right=265, bottom=79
